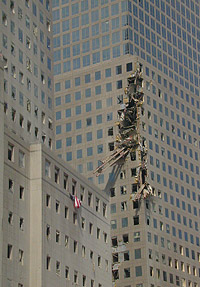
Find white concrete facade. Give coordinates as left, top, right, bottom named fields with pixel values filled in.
left=2, top=127, right=111, bottom=287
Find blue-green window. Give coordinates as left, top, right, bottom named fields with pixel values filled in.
left=66, top=137, right=72, bottom=146
left=56, top=111, right=61, bottom=120
left=66, top=152, right=72, bottom=161
left=66, top=123, right=71, bottom=132
left=65, top=108, right=71, bottom=117
left=76, top=120, right=82, bottom=129
left=76, top=135, right=82, bottom=144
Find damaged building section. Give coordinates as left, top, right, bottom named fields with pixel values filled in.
left=94, top=63, right=153, bottom=202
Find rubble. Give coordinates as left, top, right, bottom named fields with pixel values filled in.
left=94, top=62, right=152, bottom=201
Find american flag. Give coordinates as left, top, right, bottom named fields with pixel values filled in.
left=74, top=196, right=81, bottom=208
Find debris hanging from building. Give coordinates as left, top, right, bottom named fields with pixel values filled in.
left=94, top=63, right=153, bottom=201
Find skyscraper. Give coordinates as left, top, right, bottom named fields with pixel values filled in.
left=1, top=0, right=55, bottom=148
left=53, top=0, right=200, bottom=286
left=0, top=1, right=111, bottom=286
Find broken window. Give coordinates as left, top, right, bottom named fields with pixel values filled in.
left=56, top=230, right=60, bottom=243
left=81, top=245, right=85, bottom=258
left=34, top=127, right=38, bottom=138
left=19, top=71, right=24, bottom=84
left=46, top=18, right=51, bottom=31
left=19, top=115, right=24, bottom=128
left=154, top=129, right=158, bottom=138
left=131, top=168, right=137, bottom=177
left=73, top=240, right=78, bottom=253
left=133, top=215, right=139, bottom=225
left=141, top=107, right=145, bottom=116
left=54, top=167, right=60, bottom=184
left=97, top=228, right=100, bottom=239
left=112, top=237, right=117, bottom=247
left=11, top=64, right=16, bottom=78
left=124, top=251, right=129, bottom=261
left=55, top=200, right=60, bottom=213
left=56, top=261, right=60, bottom=275
left=86, top=117, right=92, bottom=126
left=103, top=202, right=107, bottom=217
left=81, top=217, right=85, bottom=229
left=49, top=138, right=52, bottom=149
left=132, top=184, right=137, bottom=194
left=142, top=122, right=146, bottom=131
left=150, top=266, right=153, bottom=277
left=11, top=86, right=16, bottom=100
left=27, top=121, right=31, bottom=133
left=41, top=72, right=45, bottom=84
left=8, top=144, right=14, bottom=161
left=65, top=235, right=69, bottom=247
left=108, top=142, right=114, bottom=151
left=149, top=249, right=152, bottom=259
left=4, top=102, right=8, bottom=114
left=123, top=234, right=129, bottom=243
left=130, top=151, right=136, bottom=161
left=46, top=225, right=50, bottom=239
left=88, top=192, right=92, bottom=206
left=124, top=268, right=130, bottom=278
left=34, top=105, right=38, bottom=117
left=120, top=185, right=127, bottom=195
left=73, top=212, right=77, bottom=225
left=95, top=197, right=100, bottom=212
left=18, top=7, right=23, bottom=19
left=26, top=57, right=32, bottom=72
left=7, top=244, right=12, bottom=259
left=11, top=42, right=15, bottom=56
left=133, top=200, right=139, bottom=209
left=89, top=223, right=93, bottom=234
left=110, top=188, right=115, bottom=197
left=19, top=217, right=24, bottom=230
left=27, top=78, right=31, bottom=90
left=46, top=255, right=50, bottom=270
left=121, top=201, right=127, bottom=211
left=112, top=253, right=118, bottom=263
left=97, top=255, right=101, bottom=266
left=11, top=108, right=16, bottom=121
left=46, top=194, right=50, bottom=207
left=108, top=127, right=113, bottom=136
left=48, top=118, right=53, bottom=130
left=120, top=170, right=126, bottom=179
left=103, top=232, right=108, bottom=243
left=2, top=12, right=8, bottom=26
left=65, top=266, right=69, bottom=279
left=112, top=270, right=119, bottom=280
left=158, top=89, right=162, bottom=98
left=19, top=249, right=24, bottom=264
left=117, top=94, right=123, bottom=104
left=8, top=212, right=13, bottom=224
left=64, top=206, right=68, bottom=219
left=64, top=173, right=68, bottom=190
left=41, top=112, right=45, bottom=124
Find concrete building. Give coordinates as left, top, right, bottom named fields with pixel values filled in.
left=1, top=126, right=111, bottom=287
left=53, top=1, right=200, bottom=287
left=0, top=1, right=111, bottom=286
left=1, top=0, right=54, bottom=148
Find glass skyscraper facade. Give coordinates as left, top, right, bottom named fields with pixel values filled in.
left=53, top=0, right=200, bottom=286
